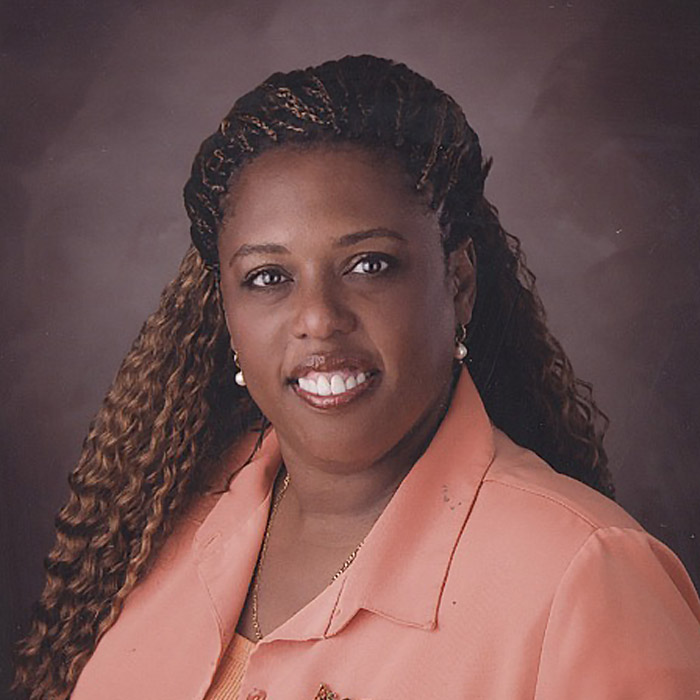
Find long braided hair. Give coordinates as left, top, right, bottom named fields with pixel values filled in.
left=14, top=55, right=613, bottom=699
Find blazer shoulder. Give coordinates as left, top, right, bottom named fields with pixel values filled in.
left=482, top=428, right=642, bottom=533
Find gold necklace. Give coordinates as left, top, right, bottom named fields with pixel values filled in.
left=250, top=470, right=365, bottom=641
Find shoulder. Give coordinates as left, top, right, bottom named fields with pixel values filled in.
left=449, top=427, right=700, bottom=616
left=442, top=428, right=700, bottom=695
left=482, top=427, right=640, bottom=529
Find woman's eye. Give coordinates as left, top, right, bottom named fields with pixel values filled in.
left=350, top=256, right=391, bottom=275
left=246, top=268, right=289, bottom=288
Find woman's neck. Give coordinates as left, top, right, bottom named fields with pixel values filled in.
left=274, top=374, right=455, bottom=541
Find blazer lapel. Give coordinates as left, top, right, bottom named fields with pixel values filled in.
left=195, top=430, right=282, bottom=649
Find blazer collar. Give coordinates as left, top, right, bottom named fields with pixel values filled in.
left=324, top=367, right=496, bottom=636
left=194, top=367, right=496, bottom=645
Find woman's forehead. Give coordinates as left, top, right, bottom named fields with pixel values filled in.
left=218, top=145, right=440, bottom=256
left=224, top=144, right=426, bottom=219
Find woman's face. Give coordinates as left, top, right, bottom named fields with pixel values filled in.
left=218, top=145, right=475, bottom=470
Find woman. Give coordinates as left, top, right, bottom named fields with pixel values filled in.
left=14, top=55, right=700, bottom=700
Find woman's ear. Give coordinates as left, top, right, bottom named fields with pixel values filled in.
left=448, top=238, right=477, bottom=326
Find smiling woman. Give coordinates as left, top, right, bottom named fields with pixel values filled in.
left=13, top=55, right=700, bottom=700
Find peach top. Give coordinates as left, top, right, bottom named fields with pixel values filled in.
left=72, top=369, right=700, bottom=700
left=204, top=633, right=256, bottom=700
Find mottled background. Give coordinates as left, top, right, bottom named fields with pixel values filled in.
left=1, top=0, right=699, bottom=695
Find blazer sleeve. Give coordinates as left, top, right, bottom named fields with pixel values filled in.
left=534, top=526, right=700, bottom=699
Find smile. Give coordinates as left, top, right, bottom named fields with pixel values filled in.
left=299, top=370, right=368, bottom=396
left=291, top=368, right=379, bottom=408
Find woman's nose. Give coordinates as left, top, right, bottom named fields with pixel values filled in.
left=291, top=278, right=357, bottom=340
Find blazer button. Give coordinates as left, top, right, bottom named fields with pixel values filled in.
left=247, top=690, right=267, bottom=700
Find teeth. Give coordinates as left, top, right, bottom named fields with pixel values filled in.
left=296, top=371, right=370, bottom=397
left=330, top=375, right=346, bottom=395
left=298, top=377, right=317, bottom=393
left=316, top=375, right=332, bottom=396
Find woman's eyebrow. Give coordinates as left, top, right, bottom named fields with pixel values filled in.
left=228, top=243, right=290, bottom=266
left=335, top=228, right=407, bottom=247
left=227, top=229, right=406, bottom=266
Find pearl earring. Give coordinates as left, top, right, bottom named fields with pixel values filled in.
left=454, top=324, right=468, bottom=361
left=232, top=350, right=246, bottom=387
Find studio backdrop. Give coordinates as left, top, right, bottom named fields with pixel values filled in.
left=2, top=1, right=699, bottom=696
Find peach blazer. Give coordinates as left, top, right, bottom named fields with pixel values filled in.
left=72, top=370, right=700, bottom=700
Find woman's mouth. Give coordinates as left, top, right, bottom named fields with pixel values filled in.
left=291, top=368, right=379, bottom=408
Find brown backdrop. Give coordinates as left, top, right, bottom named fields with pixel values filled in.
left=2, top=0, right=699, bottom=696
